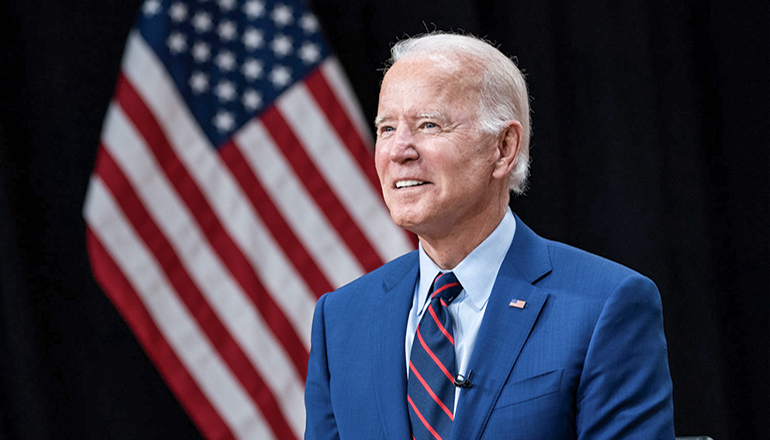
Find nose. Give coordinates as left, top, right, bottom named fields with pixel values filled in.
left=388, top=126, right=419, bottom=163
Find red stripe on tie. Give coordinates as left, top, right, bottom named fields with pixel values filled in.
left=428, top=304, right=455, bottom=346
left=430, top=284, right=460, bottom=302
left=408, top=395, right=444, bottom=440
left=416, top=328, right=455, bottom=382
left=409, top=361, right=454, bottom=420
left=431, top=282, right=460, bottom=300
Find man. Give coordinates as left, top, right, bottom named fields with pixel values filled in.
left=305, top=32, right=675, bottom=439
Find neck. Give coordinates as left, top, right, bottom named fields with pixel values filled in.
left=418, top=203, right=508, bottom=270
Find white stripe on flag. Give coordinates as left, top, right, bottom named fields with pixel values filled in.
left=101, top=103, right=306, bottom=437
left=234, top=118, right=365, bottom=288
left=84, top=178, right=274, bottom=440
left=121, top=31, right=316, bottom=348
left=320, top=58, right=374, bottom=146
left=278, top=82, right=414, bottom=262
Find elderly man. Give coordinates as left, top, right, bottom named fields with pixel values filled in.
left=304, top=33, right=675, bottom=440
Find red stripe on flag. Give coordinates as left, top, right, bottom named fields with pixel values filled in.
left=218, top=140, right=333, bottom=298
left=304, top=68, right=381, bottom=192
left=86, top=227, right=235, bottom=440
left=114, top=74, right=309, bottom=379
left=94, top=147, right=296, bottom=439
left=260, top=106, right=383, bottom=272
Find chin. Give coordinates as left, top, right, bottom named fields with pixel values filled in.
left=391, top=213, right=436, bottom=238
left=390, top=215, right=415, bottom=231
left=388, top=210, right=421, bottom=231
left=386, top=199, right=439, bottom=232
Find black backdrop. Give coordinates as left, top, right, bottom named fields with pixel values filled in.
left=1, top=0, right=768, bottom=439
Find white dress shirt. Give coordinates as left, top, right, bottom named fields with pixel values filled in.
left=405, top=208, right=517, bottom=409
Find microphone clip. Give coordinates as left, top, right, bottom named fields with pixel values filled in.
left=454, top=370, right=473, bottom=389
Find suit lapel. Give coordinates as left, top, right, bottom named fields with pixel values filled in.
left=372, top=252, right=419, bottom=440
left=451, top=216, right=552, bottom=440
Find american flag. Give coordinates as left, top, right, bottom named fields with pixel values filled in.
left=83, top=0, right=413, bottom=438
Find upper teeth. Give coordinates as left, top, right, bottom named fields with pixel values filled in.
left=396, top=180, right=424, bottom=188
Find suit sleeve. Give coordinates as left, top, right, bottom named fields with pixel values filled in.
left=576, top=274, right=675, bottom=439
left=304, top=294, right=340, bottom=440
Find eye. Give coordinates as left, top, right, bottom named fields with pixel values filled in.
left=377, top=125, right=395, bottom=137
left=422, top=122, right=439, bottom=130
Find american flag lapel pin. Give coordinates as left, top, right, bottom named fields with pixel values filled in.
left=509, top=298, right=526, bottom=309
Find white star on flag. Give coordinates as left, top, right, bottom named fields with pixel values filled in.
left=214, top=80, right=237, bottom=102
left=243, top=0, right=266, bottom=18
left=169, top=2, right=188, bottom=22
left=191, top=41, right=211, bottom=62
left=212, top=109, right=235, bottom=131
left=269, top=65, right=291, bottom=87
left=167, top=32, right=187, bottom=53
left=218, top=20, right=238, bottom=41
left=271, top=34, right=293, bottom=57
left=300, top=14, right=319, bottom=33
left=218, top=0, right=237, bottom=12
left=189, top=71, right=209, bottom=93
left=271, top=4, right=294, bottom=27
left=142, top=0, right=161, bottom=16
left=242, top=28, right=264, bottom=50
left=242, top=89, right=263, bottom=110
left=215, top=50, right=237, bottom=71
left=242, top=58, right=264, bottom=80
left=299, top=42, right=321, bottom=64
left=191, top=11, right=213, bottom=33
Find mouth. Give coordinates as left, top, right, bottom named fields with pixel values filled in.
left=395, top=180, right=428, bottom=189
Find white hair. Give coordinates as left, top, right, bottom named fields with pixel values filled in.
left=387, top=32, right=532, bottom=195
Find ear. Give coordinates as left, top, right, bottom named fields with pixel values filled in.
left=491, top=120, right=523, bottom=180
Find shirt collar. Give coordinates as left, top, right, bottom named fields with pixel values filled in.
left=417, top=208, right=517, bottom=312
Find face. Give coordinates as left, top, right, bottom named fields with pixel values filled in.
left=374, top=56, right=507, bottom=241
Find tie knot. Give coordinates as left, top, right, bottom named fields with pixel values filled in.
left=430, top=271, right=463, bottom=303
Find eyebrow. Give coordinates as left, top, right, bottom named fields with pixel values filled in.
left=374, top=112, right=448, bottom=128
left=417, top=112, right=447, bottom=121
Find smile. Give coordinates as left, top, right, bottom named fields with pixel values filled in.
left=395, top=180, right=427, bottom=189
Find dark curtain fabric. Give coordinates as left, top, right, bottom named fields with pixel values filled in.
left=1, top=0, right=767, bottom=439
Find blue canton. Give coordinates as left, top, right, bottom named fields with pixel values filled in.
left=137, top=0, right=329, bottom=148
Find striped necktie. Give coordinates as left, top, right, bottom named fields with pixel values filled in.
left=408, top=271, right=463, bottom=440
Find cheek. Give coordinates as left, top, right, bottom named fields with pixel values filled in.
left=374, top=149, right=392, bottom=193
left=447, top=158, right=492, bottom=194
left=373, top=144, right=387, bottom=176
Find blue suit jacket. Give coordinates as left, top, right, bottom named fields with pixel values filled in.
left=305, top=215, right=675, bottom=439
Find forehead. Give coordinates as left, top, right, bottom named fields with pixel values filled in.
left=376, top=56, right=481, bottom=119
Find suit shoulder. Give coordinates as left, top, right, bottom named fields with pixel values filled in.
left=542, top=238, right=656, bottom=293
left=322, top=250, right=418, bottom=301
left=546, top=239, right=637, bottom=273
